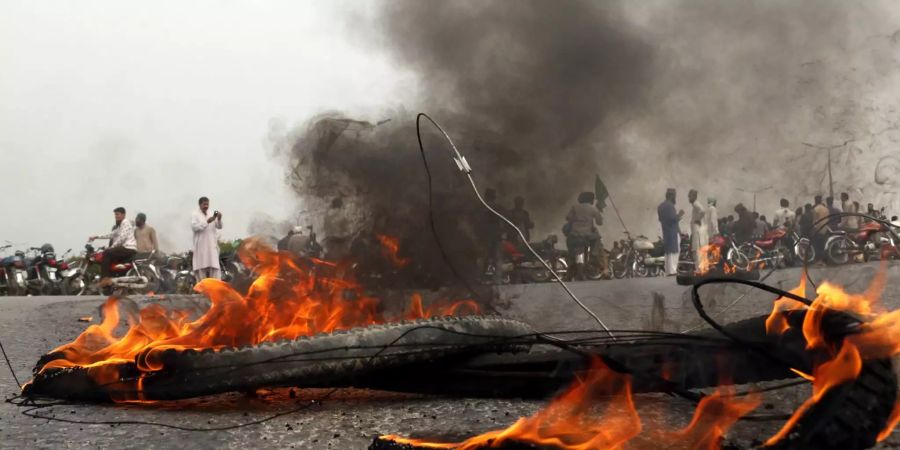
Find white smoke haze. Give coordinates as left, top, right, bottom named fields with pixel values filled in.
left=0, top=1, right=415, bottom=254
left=3, top=0, right=900, bottom=259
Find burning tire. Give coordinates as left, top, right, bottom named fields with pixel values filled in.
left=765, top=357, right=897, bottom=450
left=24, top=315, right=534, bottom=402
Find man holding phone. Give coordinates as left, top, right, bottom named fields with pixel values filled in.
left=191, top=196, right=223, bottom=280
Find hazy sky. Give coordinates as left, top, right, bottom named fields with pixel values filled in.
left=4, top=1, right=900, bottom=256
left=0, top=0, right=414, bottom=253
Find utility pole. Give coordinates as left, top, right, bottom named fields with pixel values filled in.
left=736, top=185, right=773, bottom=212
left=802, top=139, right=852, bottom=199
left=827, top=148, right=834, bottom=199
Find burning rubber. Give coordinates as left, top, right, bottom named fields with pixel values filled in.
left=21, top=297, right=900, bottom=449
left=13, top=237, right=900, bottom=450
left=24, top=314, right=535, bottom=402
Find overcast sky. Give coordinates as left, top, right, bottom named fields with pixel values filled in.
left=0, top=0, right=414, bottom=253
left=4, top=1, right=900, bottom=256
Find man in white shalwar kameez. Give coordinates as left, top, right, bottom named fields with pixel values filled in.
left=191, top=196, right=223, bottom=280
left=689, top=190, right=709, bottom=272
left=707, top=197, right=719, bottom=237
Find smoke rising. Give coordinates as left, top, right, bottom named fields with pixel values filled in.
left=272, top=0, right=900, bottom=283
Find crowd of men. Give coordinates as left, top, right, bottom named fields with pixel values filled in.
left=85, top=188, right=897, bottom=288
left=88, top=196, right=223, bottom=287
left=657, top=188, right=900, bottom=276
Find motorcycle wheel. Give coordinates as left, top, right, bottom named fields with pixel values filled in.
left=584, top=257, right=609, bottom=280
left=142, top=269, right=161, bottom=295
left=738, top=243, right=764, bottom=270
left=633, top=260, right=649, bottom=278
left=550, top=257, right=567, bottom=281
left=825, top=237, right=852, bottom=266
left=726, top=247, right=751, bottom=272
left=529, top=267, right=551, bottom=283
left=796, top=240, right=816, bottom=264
left=62, top=277, right=86, bottom=296
left=175, top=274, right=196, bottom=294
left=611, top=256, right=628, bottom=279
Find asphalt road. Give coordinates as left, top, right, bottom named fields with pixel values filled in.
left=1, top=263, right=900, bottom=449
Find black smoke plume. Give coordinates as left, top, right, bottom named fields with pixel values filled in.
left=271, top=0, right=897, bottom=289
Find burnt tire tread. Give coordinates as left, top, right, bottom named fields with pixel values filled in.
left=25, top=315, right=534, bottom=401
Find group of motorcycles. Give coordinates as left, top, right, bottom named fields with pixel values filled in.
left=480, top=220, right=899, bottom=285
left=0, top=244, right=73, bottom=296
left=0, top=240, right=249, bottom=297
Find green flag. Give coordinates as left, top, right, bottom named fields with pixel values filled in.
left=594, top=174, right=608, bottom=212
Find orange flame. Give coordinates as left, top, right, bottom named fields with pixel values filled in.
left=668, top=388, right=761, bottom=450
left=765, top=273, right=807, bottom=336
left=376, top=234, right=411, bottom=268
left=695, top=242, right=737, bottom=275
left=383, top=359, right=641, bottom=450
left=764, top=260, right=900, bottom=445
left=384, top=359, right=759, bottom=450
left=37, top=239, right=476, bottom=396
left=404, top=293, right=480, bottom=321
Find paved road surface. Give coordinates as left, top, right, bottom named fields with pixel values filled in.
left=1, top=262, right=899, bottom=449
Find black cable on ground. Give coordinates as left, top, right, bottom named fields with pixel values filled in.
left=0, top=335, right=21, bottom=389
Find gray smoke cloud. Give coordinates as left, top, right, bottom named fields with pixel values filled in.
left=272, top=0, right=900, bottom=281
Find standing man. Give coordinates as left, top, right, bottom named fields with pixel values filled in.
left=689, top=189, right=708, bottom=271
left=191, top=196, right=222, bottom=280
left=733, top=204, right=756, bottom=244
left=826, top=196, right=841, bottom=229
left=564, top=191, right=605, bottom=280
left=773, top=199, right=795, bottom=229
left=507, top=196, right=534, bottom=242
left=812, top=195, right=830, bottom=259
left=89, top=207, right=137, bottom=286
left=707, top=197, right=719, bottom=237
left=657, top=188, right=684, bottom=276
left=839, top=192, right=852, bottom=229
left=134, top=213, right=159, bottom=256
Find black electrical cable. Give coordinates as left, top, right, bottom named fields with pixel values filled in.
left=0, top=335, right=21, bottom=389
left=415, top=113, right=614, bottom=337
left=414, top=113, right=490, bottom=304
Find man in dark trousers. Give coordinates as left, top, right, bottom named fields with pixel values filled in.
left=89, top=207, right=137, bottom=287
left=565, top=191, right=604, bottom=280
left=657, top=188, right=684, bottom=276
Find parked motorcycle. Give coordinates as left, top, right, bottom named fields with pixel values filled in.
left=0, top=244, right=14, bottom=295
left=159, top=251, right=196, bottom=294
left=611, top=234, right=664, bottom=279
left=25, top=244, right=64, bottom=295
left=824, top=222, right=895, bottom=265
left=1, top=249, right=28, bottom=296
left=681, top=233, right=751, bottom=275
left=479, top=235, right=568, bottom=284
left=738, top=228, right=793, bottom=270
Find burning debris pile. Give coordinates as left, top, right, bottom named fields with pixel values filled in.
left=23, top=238, right=489, bottom=402
left=19, top=233, right=900, bottom=449
left=368, top=270, right=900, bottom=450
